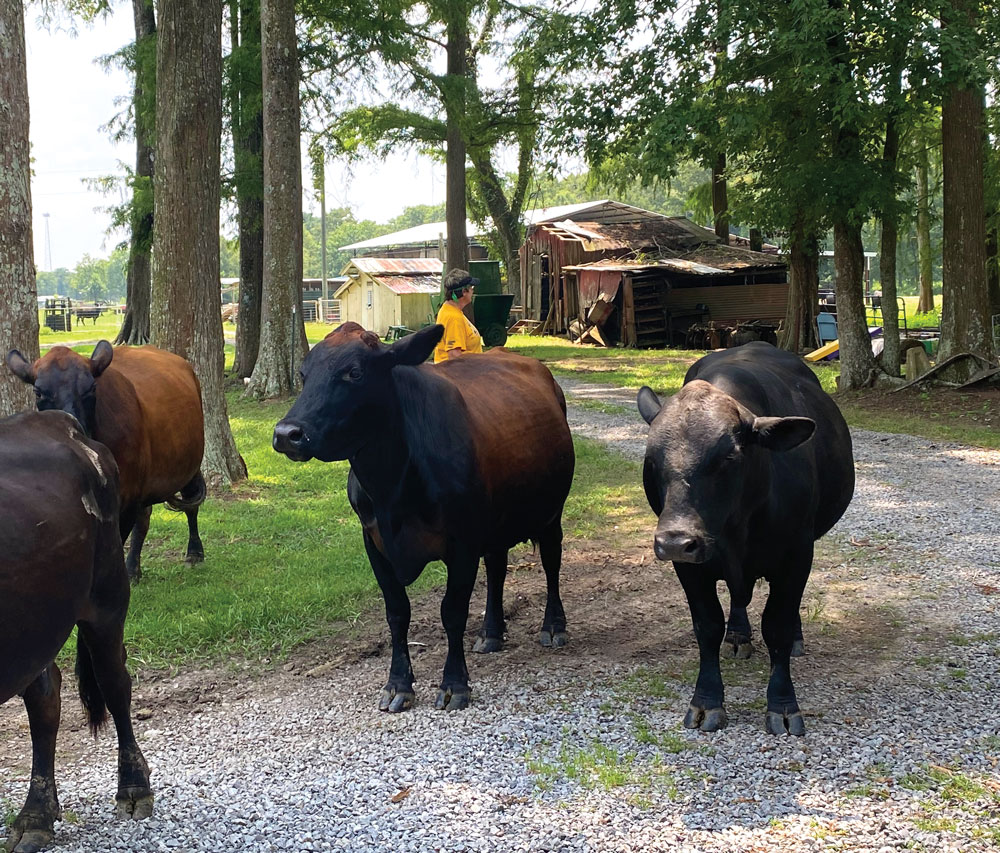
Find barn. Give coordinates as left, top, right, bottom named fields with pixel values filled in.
left=334, top=258, right=443, bottom=337
left=518, top=201, right=788, bottom=347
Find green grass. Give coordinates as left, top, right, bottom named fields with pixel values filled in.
left=37, top=309, right=122, bottom=348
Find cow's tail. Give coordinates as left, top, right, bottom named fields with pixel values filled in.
left=75, top=633, right=109, bottom=736
left=165, top=470, right=207, bottom=513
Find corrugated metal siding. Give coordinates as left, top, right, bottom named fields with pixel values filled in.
left=373, top=274, right=441, bottom=295
left=664, top=283, right=789, bottom=324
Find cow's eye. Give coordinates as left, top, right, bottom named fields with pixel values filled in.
left=33, top=388, right=42, bottom=398
left=345, top=366, right=363, bottom=382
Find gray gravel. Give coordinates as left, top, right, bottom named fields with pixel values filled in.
left=3, top=376, right=1000, bottom=852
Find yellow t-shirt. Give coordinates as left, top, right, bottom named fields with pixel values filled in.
left=433, top=300, right=483, bottom=363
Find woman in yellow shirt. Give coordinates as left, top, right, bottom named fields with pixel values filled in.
left=434, top=269, right=484, bottom=363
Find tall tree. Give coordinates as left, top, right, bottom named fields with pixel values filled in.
left=229, top=0, right=265, bottom=379
left=915, top=137, right=936, bottom=313
left=246, top=0, right=306, bottom=397
left=116, top=0, right=156, bottom=345
left=0, top=0, right=39, bottom=416
left=151, top=0, right=246, bottom=486
left=938, top=0, right=993, bottom=363
left=444, top=1, right=470, bottom=272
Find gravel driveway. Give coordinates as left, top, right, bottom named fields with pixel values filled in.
left=3, top=377, right=999, bottom=853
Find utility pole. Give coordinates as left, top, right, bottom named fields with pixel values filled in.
left=43, top=213, right=52, bottom=270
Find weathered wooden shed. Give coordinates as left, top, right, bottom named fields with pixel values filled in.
left=519, top=203, right=788, bottom=346
left=335, top=258, right=442, bottom=337
left=563, top=243, right=788, bottom=348
left=519, top=203, right=726, bottom=331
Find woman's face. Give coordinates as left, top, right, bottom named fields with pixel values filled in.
left=457, top=286, right=475, bottom=307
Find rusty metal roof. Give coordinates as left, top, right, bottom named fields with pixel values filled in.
left=533, top=217, right=720, bottom=253
left=564, top=243, right=786, bottom=275
left=375, top=274, right=442, bottom=295
left=348, top=257, right=444, bottom=275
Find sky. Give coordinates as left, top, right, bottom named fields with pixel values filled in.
left=24, top=5, right=445, bottom=272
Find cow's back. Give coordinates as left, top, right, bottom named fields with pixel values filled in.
left=428, top=349, right=574, bottom=545
left=686, top=342, right=854, bottom=538
left=96, top=346, right=204, bottom=505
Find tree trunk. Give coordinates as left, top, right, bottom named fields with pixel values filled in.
left=469, top=151, right=522, bottom=296
left=915, top=144, right=934, bottom=314
left=0, top=0, right=39, bottom=416
left=231, top=0, right=264, bottom=378
left=116, top=0, right=156, bottom=345
left=444, top=9, right=469, bottom=273
left=833, top=219, right=876, bottom=390
left=778, top=221, right=819, bottom=353
left=712, top=151, right=728, bottom=243
left=246, top=0, right=305, bottom=398
left=152, top=0, right=246, bottom=487
left=939, top=2, right=992, bottom=364
left=987, top=222, right=1000, bottom=316
left=878, top=110, right=901, bottom=376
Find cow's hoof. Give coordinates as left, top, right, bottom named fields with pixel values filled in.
left=185, top=550, right=205, bottom=565
left=765, top=710, right=805, bottom=736
left=539, top=629, right=568, bottom=648
left=378, top=686, right=415, bottom=713
left=724, top=636, right=754, bottom=659
left=790, top=639, right=805, bottom=658
left=115, top=789, right=154, bottom=820
left=473, top=634, right=503, bottom=654
left=5, top=829, right=53, bottom=853
left=434, top=686, right=471, bottom=711
left=683, top=704, right=727, bottom=732
left=127, top=566, right=142, bottom=585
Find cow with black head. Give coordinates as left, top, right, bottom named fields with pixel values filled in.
left=638, top=342, right=854, bottom=735
left=274, top=323, right=575, bottom=712
left=6, top=341, right=206, bottom=581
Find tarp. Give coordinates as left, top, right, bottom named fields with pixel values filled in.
left=578, top=268, right=623, bottom=305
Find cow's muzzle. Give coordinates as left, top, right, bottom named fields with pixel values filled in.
left=653, top=529, right=709, bottom=563
left=273, top=420, right=312, bottom=462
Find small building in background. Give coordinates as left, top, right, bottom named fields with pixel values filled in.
left=340, top=221, right=489, bottom=260
left=334, top=258, right=443, bottom=337
left=518, top=200, right=788, bottom=348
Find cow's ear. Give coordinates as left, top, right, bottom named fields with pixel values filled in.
left=390, top=324, right=444, bottom=366
left=751, top=416, right=815, bottom=452
left=6, top=350, right=35, bottom=384
left=637, top=386, right=662, bottom=425
left=90, top=340, right=114, bottom=377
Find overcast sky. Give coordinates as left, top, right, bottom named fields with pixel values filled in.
left=24, top=5, right=444, bottom=272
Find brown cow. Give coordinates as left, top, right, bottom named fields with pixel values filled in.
left=0, top=410, right=153, bottom=853
left=273, top=323, right=575, bottom=712
left=7, top=341, right=206, bottom=581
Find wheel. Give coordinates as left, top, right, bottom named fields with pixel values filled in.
left=482, top=322, right=508, bottom=347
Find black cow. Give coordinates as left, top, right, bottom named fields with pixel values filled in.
left=273, top=323, right=575, bottom=712
left=638, top=342, right=854, bottom=735
left=1, top=410, right=153, bottom=852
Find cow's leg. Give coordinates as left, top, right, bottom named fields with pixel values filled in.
left=761, top=553, right=811, bottom=736
left=725, top=599, right=754, bottom=659
left=538, top=520, right=568, bottom=648
left=473, top=549, right=507, bottom=654
left=435, top=546, right=477, bottom=711
left=175, top=471, right=206, bottom=564
left=791, top=610, right=805, bottom=658
left=364, top=532, right=415, bottom=712
left=124, top=506, right=152, bottom=583
left=6, top=665, right=62, bottom=853
left=75, top=621, right=153, bottom=817
left=675, top=564, right=728, bottom=732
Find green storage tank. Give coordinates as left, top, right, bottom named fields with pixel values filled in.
left=468, top=260, right=513, bottom=346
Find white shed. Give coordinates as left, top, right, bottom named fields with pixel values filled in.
left=335, top=258, right=443, bottom=337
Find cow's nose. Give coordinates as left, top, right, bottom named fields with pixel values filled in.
left=273, top=421, right=305, bottom=454
left=653, top=531, right=707, bottom=563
